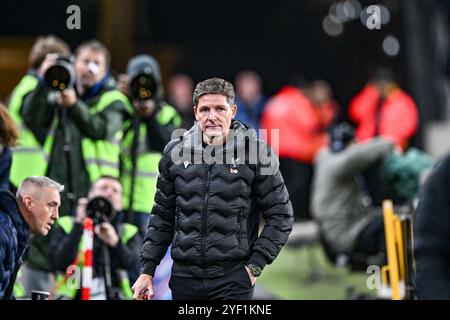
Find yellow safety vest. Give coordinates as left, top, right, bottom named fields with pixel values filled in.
left=121, top=104, right=180, bottom=213
left=8, top=75, right=48, bottom=187
left=43, top=90, right=132, bottom=182
left=12, top=269, right=26, bottom=299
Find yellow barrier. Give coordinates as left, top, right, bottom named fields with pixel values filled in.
left=382, top=200, right=410, bottom=300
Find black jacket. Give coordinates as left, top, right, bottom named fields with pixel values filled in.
left=0, top=191, right=29, bottom=300
left=141, top=121, right=294, bottom=278
left=414, top=153, right=450, bottom=299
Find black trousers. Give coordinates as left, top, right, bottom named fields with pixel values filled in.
left=169, top=267, right=254, bottom=300
left=354, top=214, right=386, bottom=256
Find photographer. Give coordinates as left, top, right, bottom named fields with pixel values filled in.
left=118, top=54, right=180, bottom=235
left=22, top=40, right=131, bottom=215
left=8, top=35, right=70, bottom=191
left=50, top=176, right=141, bottom=300
left=20, top=40, right=131, bottom=296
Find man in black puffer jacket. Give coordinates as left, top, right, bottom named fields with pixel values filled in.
left=132, top=78, right=293, bottom=300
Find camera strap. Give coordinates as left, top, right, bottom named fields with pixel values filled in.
left=126, top=116, right=141, bottom=224
left=59, top=107, right=76, bottom=211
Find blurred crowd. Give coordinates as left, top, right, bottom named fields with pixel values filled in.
left=0, top=34, right=446, bottom=300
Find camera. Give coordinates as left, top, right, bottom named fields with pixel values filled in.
left=85, top=196, right=115, bottom=225
left=129, top=72, right=157, bottom=101
left=44, top=55, right=76, bottom=91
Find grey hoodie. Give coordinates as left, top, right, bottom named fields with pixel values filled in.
left=311, top=138, right=393, bottom=253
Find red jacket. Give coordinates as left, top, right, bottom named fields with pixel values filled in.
left=348, top=84, right=418, bottom=150
left=261, top=86, right=327, bottom=163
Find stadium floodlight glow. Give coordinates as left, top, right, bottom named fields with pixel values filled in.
left=323, top=15, right=344, bottom=37
left=383, top=35, right=400, bottom=57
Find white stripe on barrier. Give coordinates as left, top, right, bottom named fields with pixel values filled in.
left=82, top=266, right=93, bottom=289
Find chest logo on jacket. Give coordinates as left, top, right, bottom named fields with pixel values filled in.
left=230, top=157, right=240, bottom=174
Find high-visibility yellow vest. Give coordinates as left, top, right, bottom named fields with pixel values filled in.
left=43, top=90, right=132, bottom=182
left=54, top=216, right=138, bottom=299
left=8, top=75, right=48, bottom=187
left=121, top=104, right=180, bottom=213
left=13, top=269, right=26, bottom=299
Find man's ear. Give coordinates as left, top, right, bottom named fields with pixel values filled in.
left=22, top=195, right=33, bottom=212
left=232, top=104, right=237, bottom=119
left=193, top=106, right=200, bottom=121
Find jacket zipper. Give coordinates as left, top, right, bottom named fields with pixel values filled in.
left=173, top=209, right=180, bottom=248
left=237, top=211, right=243, bottom=249
left=201, top=164, right=212, bottom=277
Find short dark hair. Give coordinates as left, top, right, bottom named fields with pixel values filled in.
left=74, top=40, right=111, bottom=68
left=28, top=35, right=70, bottom=69
left=89, top=175, right=122, bottom=193
left=93, top=175, right=121, bottom=185
left=193, top=78, right=235, bottom=107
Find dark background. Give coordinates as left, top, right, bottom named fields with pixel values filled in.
left=1, top=0, right=449, bottom=147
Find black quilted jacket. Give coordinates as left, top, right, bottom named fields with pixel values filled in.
left=141, top=121, right=293, bottom=278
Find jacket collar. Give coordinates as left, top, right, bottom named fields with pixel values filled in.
left=80, top=73, right=113, bottom=101
left=0, top=190, right=29, bottom=242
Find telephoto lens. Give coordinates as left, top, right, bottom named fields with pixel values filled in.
left=129, top=73, right=157, bottom=101
left=44, top=56, right=76, bottom=91
left=85, top=196, right=115, bottom=225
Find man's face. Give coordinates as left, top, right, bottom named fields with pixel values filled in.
left=28, top=187, right=61, bottom=236
left=236, top=76, right=261, bottom=104
left=89, top=178, right=123, bottom=212
left=194, top=94, right=237, bottom=143
left=132, top=99, right=155, bottom=119
left=169, top=76, right=193, bottom=111
left=75, top=49, right=107, bottom=88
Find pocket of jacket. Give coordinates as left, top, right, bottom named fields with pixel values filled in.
left=242, top=266, right=254, bottom=287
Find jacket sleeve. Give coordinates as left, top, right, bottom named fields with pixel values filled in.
left=68, top=99, right=128, bottom=140
left=50, top=223, right=83, bottom=272
left=109, top=231, right=142, bottom=270
left=145, top=106, right=179, bottom=153
left=0, top=219, right=13, bottom=299
left=382, top=94, right=419, bottom=149
left=21, top=83, right=55, bottom=144
left=414, top=155, right=450, bottom=299
left=331, top=138, right=394, bottom=179
left=140, top=142, right=177, bottom=276
left=247, top=141, right=294, bottom=271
